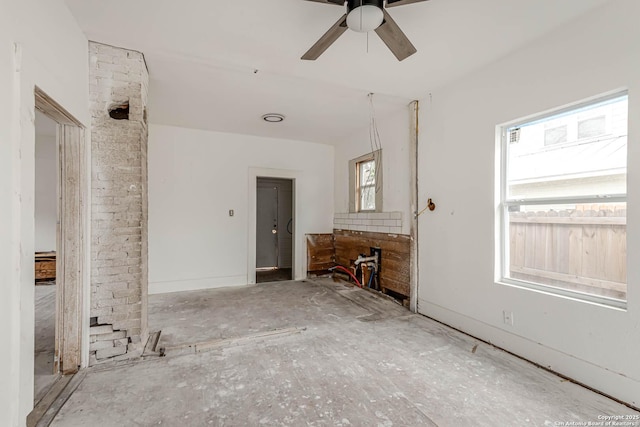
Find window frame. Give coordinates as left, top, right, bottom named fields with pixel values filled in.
left=356, top=158, right=376, bottom=212
left=349, top=150, right=382, bottom=213
left=497, top=91, right=628, bottom=309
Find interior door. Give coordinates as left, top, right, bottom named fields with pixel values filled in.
left=256, top=185, right=278, bottom=268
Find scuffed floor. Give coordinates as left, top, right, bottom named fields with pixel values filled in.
left=34, top=283, right=58, bottom=404
left=51, top=279, right=638, bottom=426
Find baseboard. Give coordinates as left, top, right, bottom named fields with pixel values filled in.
left=149, top=275, right=247, bottom=294
left=418, top=299, right=640, bottom=409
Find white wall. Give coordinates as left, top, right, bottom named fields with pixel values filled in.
left=35, top=113, right=58, bottom=252
left=148, top=124, right=334, bottom=294
left=0, top=1, right=89, bottom=425
left=417, top=0, right=640, bottom=407
left=334, top=106, right=412, bottom=235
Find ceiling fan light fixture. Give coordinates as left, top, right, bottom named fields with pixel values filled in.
left=346, top=5, right=384, bottom=32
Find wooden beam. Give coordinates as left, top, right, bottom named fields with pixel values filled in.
left=409, top=100, right=419, bottom=313
left=57, top=124, right=85, bottom=374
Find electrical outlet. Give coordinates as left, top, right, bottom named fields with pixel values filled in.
left=503, top=310, right=514, bottom=326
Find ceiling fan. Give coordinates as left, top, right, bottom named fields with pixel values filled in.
left=301, top=0, right=429, bottom=61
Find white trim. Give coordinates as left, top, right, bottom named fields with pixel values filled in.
left=498, top=278, right=626, bottom=310
left=35, top=87, right=87, bottom=379
left=496, top=91, right=629, bottom=308
left=418, top=299, right=639, bottom=408
left=497, top=89, right=629, bottom=130
left=349, top=150, right=383, bottom=213
left=504, top=195, right=627, bottom=205
left=149, top=275, right=247, bottom=294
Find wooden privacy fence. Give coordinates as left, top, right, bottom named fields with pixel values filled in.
left=509, top=205, right=626, bottom=300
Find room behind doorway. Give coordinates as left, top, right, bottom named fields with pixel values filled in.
left=34, top=110, right=59, bottom=404
left=256, top=178, right=293, bottom=283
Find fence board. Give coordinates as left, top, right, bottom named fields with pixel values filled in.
left=513, top=223, right=525, bottom=267
left=534, top=221, right=547, bottom=270
left=524, top=223, right=536, bottom=268
left=509, top=208, right=625, bottom=299
left=568, top=226, right=583, bottom=277
left=581, top=225, right=598, bottom=280
left=545, top=224, right=557, bottom=272
left=610, top=226, right=626, bottom=283
left=556, top=224, right=570, bottom=274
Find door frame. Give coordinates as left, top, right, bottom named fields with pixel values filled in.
left=247, top=168, right=300, bottom=285
left=35, top=88, right=86, bottom=375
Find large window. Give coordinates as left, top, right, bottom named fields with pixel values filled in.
left=499, top=93, right=628, bottom=306
left=349, top=150, right=382, bottom=213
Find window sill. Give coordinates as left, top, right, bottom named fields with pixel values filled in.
left=496, top=278, right=627, bottom=311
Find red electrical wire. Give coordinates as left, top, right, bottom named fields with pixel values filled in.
left=332, top=265, right=362, bottom=288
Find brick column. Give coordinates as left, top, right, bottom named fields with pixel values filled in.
left=88, top=42, right=149, bottom=364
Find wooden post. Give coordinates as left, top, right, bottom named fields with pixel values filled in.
left=409, top=100, right=419, bottom=313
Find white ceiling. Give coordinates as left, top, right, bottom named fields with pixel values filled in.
left=63, top=0, right=609, bottom=145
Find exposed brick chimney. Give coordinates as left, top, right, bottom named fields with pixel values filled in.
left=88, top=42, right=149, bottom=364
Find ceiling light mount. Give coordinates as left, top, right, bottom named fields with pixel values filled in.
left=262, top=113, right=286, bottom=123
left=346, top=0, right=384, bottom=33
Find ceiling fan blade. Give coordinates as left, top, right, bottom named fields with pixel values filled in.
left=374, top=10, right=417, bottom=61
left=386, top=0, right=429, bottom=7
left=303, top=0, right=345, bottom=5
left=301, top=14, right=348, bottom=60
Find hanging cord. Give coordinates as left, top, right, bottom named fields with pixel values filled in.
left=367, top=31, right=369, bottom=54
left=368, top=93, right=383, bottom=195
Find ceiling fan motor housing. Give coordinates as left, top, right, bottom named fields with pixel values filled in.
left=346, top=0, right=384, bottom=32
left=346, top=0, right=384, bottom=11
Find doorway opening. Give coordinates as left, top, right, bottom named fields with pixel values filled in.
left=32, top=88, right=86, bottom=402
left=256, top=178, right=294, bottom=283
left=33, top=110, right=59, bottom=404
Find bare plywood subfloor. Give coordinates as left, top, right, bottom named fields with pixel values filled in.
left=52, top=279, right=638, bottom=426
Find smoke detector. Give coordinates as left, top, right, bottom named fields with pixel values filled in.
left=262, top=113, right=285, bottom=123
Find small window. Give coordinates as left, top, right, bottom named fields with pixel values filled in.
left=577, top=115, right=606, bottom=139
left=357, top=159, right=376, bottom=211
left=498, top=93, right=628, bottom=306
left=349, top=150, right=382, bottom=213
left=544, top=125, right=568, bottom=146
